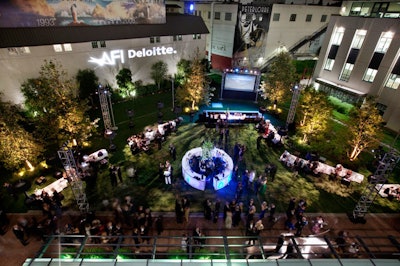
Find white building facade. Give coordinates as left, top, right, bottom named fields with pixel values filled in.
left=190, top=1, right=340, bottom=70
left=313, top=2, right=400, bottom=131
left=0, top=15, right=208, bottom=105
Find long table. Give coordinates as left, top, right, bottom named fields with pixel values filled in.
left=34, top=177, right=69, bottom=197
left=182, top=147, right=233, bottom=191
left=280, top=151, right=364, bottom=183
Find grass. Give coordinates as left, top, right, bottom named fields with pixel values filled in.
left=3, top=90, right=400, bottom=215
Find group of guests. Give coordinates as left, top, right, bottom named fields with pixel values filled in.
left=284, top=197, right=309, bottom=237
left=279, top=151, right=354, bottom=187
left=383, top=186, right=400, bottom=201
left=127, top=118, right=182, bottom=154
left=255, top=118, right=284, bottom=148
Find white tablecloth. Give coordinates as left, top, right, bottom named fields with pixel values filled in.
left=280, top=151, right=364, bottom=183
left=35, top=178, right=69, bottom=197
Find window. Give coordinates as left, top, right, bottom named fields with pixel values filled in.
left=208, top=11, right=211, bottom=19
left=363, top=68, right=378, bottom=82
left=351, top=29, right=367, bottom=49
left=324, top=58, right=335, bottom=71
left=375, top=31, right=393, bottom=53
left=193, top=34, right=196, bottom=40
left=375, top=103, right=387, bottom=115
left=339, top=63, right=354, bottom=81
left=332, top=27, right=345, bottom=45
left=53, top=44, right=63, bottom=52
left=173, top=35, right=183, bottom=41
left=214, top=12, right=220, bottom=20
left=306, top=14, right=312, bottom=22
left=9, top=47, right=31, bottom=55
left=193, top=34, right=201, bottom=39
left=197, top=34, right=201, bottom=39
left=63, top=43, right=72, bottom=51
left=225, top=12, right=232, bottom=21
left=290, top=14, right=297, bottom=21
left=321, top=14, right=327, bottom=22
left=273, top=13, right=280, bottom=21
left=150, top=37, right=160, bottom=43
left=7, top=47, right=30, bottom=55
left=198, top=10, right=201, bottom=17
left=385, top=73, right=400, bottom=89
left=100, top=41, right=106, bottom=48
left=91, top=41, right=98, bottom=48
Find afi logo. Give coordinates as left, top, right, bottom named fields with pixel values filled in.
left=88, top=50, right=125, bottom=66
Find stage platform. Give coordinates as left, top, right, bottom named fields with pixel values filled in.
left=192, top=100, right=284, bottom=127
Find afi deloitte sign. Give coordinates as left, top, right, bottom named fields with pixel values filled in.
left=88, top=46, right=177, bottom=66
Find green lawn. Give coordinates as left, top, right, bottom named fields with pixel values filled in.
left=4, top=90, right=400, bottom=215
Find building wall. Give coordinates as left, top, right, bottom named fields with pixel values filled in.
left=196, top=2, right=239, bottom=70
left=265, top=4, right=340, bottom=61
left=192, top=2, right=339, bottom=69
left=0, top=35, right=206, bottom=104
left=313, top=15, right=400, bottom=131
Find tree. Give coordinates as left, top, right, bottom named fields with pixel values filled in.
left=259, top=52, right=297, bottom=109
left=298, top=87, right=332, bottom=143
left=150, top=61, right=168, bottom=90
left=0, top=97, right=44, bottom=171
left=175, top=58, right=191, bottom=87
left=347, top=97, right=384, bottom=161
left=76, top=69, right=99, bottom=101
left=20, top=60, right=96, bottom=149
left=176, top=52, right=213, bottom=111
left=116, top=68, right=136, bottom=98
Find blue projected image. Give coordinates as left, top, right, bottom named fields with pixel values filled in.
left=224, top=73, right=256, bottom=92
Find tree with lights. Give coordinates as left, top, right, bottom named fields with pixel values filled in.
left=298, top=87, right=332, bottom=143
left=347, top=97, right=384, bottom=161
left=116, top=68, right=136, bottom=98
left=176, top=50, right=213, bottom=111
left=259, top=52, right=297, bottom=110
left=20, top=60, right=96, bottom=150
left=0, top=97, right=44, bottom=171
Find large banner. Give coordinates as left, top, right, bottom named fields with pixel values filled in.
left=233, top=3, right=271, bottom=66
left=0, top=0, right=166, bottom=28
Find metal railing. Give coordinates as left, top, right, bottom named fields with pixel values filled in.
left=28, top=234, right=400, bottom=264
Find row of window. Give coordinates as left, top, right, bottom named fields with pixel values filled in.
left=194, top=10, right=233, bottom=21
left=152, top=34, right=201, bottom=44
left=273, top=13, right=328, bottom=23
left=194, top=9, right=329, bottom=23
left=8, top=34, right=203, bottom=56
left=324, top=28, right=398, bottom=89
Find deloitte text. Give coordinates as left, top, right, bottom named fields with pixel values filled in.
left=88, top=46, right=177, bottom=66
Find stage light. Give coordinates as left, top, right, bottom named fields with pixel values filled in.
left=235, top=68, right=239, bottom=73
left=189, top=3, right=194, bottom=12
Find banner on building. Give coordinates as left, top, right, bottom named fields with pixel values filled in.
left=0, top=0, right=166, bottom=28
left=233, top=3, right=272, bottom=67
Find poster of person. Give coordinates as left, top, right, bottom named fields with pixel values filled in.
left=233, top=3, right=271, bottom=67
left=0, top=0, right=166, bottom=28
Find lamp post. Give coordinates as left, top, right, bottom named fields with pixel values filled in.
left=171, top=76, right=175, bottom=111
left=104, top=129, right=116, bottom=151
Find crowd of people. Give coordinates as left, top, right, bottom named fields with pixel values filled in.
left=127, top=118, right=182, bottom=154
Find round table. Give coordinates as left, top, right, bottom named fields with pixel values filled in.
left=181, top=147, right=233, bottom=191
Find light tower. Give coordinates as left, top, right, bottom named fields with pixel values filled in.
left=98, top=84, right=117, bottom=131
left=286, top=84, right=301, bottom=129
left=352, top=150, right=399, bottom=223
left=58, top=144, right=89, bottom=213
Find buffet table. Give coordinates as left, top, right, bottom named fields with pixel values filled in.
left=182, top=147, right=233, bottom=191
left=280, top=151, right=364, bottom=183
left=34, top=177, right=69, bottom=197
